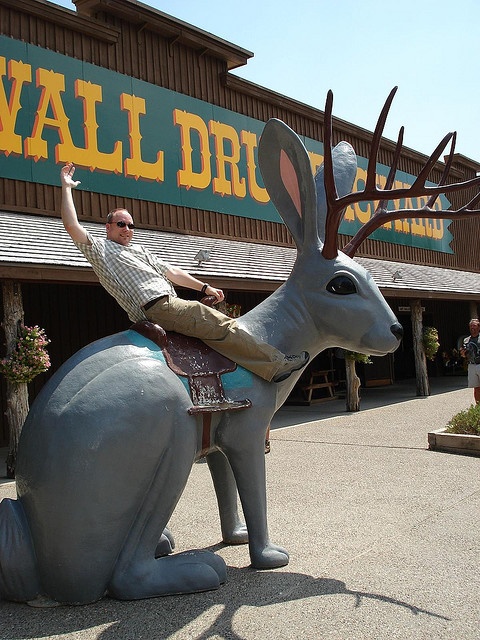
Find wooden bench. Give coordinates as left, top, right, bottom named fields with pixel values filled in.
left=300, top=369, right=335, bottom=404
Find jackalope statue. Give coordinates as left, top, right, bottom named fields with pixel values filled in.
left=1, top=88, right=479, bottom=605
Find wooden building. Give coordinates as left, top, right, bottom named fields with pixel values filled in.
left=1, top=0, right=480, bottom=443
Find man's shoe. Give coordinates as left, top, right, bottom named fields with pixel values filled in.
left=273, top=351, right=310, bottom=383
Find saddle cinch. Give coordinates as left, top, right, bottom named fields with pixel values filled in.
left=130, top=299, right=252, bottom=416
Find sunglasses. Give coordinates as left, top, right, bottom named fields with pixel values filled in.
left=114, top=220, right=135, bottom=229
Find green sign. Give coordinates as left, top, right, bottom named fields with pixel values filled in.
left=0, top=35, right=452, bottom=252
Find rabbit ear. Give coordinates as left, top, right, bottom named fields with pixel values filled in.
left=314, top=141, right=358, bottom=242
left=259, top=119, right=318, bottom=251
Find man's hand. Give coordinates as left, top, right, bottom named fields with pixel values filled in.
left=60, top=163, right=89, bottom=244
left=60, top=163, right=81, bottom=189
left=206, top=286, right=224, bottom=303
left=166, top=267, right=225, bottom=304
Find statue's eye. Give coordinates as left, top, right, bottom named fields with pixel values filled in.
left=326, top=275, right=357, bottom=295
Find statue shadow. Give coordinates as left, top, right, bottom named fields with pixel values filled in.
left=0, top=561, right=450, bottom=640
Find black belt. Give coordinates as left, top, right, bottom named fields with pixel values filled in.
left=142, top=295, right=167, bottom=312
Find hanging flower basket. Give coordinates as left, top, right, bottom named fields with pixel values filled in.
left=345, top=351, right=372, bottom=365
left=0, top=325, right=51, bottom=384
left=422, top=326, right=440, bottom=361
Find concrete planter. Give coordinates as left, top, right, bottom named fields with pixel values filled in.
left=428, top=428, right=480, bottom=457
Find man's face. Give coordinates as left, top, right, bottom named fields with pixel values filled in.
left=470, top=321, right=480, bottom=337
left=106, top=210, right=135, bottom=246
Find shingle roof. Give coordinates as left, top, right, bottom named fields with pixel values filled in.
left=2, top=210, right=480, bottom=298
left=358, top=256, right=480, bottom=297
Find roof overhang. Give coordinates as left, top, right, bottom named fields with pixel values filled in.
left=2, top=211, right=480, bottom=301
left=73, top=0, right=253, bottom=71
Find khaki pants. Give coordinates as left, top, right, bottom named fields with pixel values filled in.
left=144, top=296, right=284, bottom=381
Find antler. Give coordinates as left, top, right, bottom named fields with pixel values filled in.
left=320, top=87, right=480, bottom=259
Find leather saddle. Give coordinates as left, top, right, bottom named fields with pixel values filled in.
left=130, top=319, right=252, bottom=416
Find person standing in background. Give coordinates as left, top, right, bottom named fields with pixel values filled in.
left=460, top=318, right=480, bottom=403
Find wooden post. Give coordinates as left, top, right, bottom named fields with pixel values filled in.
left=469, top=301, right=478, bottom=320
left=345, top=356, right=361, bottom=412
left=2, top=281, right=29, bottom=478
left=411, top=298, right=430, bottom=397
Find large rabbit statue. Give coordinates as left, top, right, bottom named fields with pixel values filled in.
left=3, top=88, right=477, bottom=605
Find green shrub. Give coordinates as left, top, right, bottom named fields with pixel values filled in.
left=445, top=403, right=480, bottom=436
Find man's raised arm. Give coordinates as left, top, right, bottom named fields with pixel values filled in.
left=60, top=163, right=90, bottom=244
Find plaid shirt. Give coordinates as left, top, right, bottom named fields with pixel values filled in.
left=74, top=231, right=176, bottom=322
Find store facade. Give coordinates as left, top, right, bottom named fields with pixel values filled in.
left=1, top=0, right=480, bottom=443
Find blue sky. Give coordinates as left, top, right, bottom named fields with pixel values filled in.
left=51, top=0, right=479, bottom=162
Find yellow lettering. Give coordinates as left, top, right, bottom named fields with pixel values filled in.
left=391, top=183, right=412, bottom=233
left=120, top=93, right=163, bottom=181
left=373, top=174, right=396, bottom=231
left=432, top=219, right=444, bottom=239
left=0, top=57, right=31, bottom=156
left=209, top=120, right=246, bottom=198
left=352, top=168, right=374, bottom=224
left=61, top=79, right=122, bottom=172
left=394, top=214, right=411, bottom=233
left=240, top=130, right=268, bottom=203
left=344, top=204, right=356, bottom=222
left=386, top=197, right=406, bottom=233
left=415, top=197, right=431, bottom=237
left=410, top=218, right=426, bottom=237
left=174, top=109, right=211, bottom=190
left=307, top=150, right=324, bottom=175
left=24, top=71, right=123, bottom=170
left=430, top=202, right=444, bottom=239
left=24, top=68, right=76, bottom=162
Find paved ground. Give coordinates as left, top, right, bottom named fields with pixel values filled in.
left=0, top=376, right=479, bottom=639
